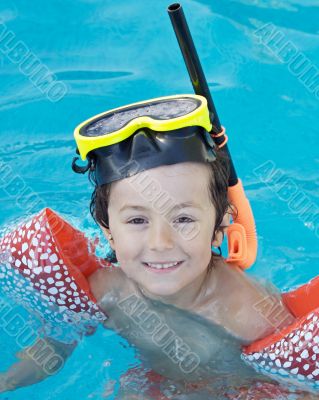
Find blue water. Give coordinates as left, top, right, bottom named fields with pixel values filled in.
left=0, top=0, right=318, bottom=398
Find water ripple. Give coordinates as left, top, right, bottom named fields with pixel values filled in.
left=55, top=70, right=133, bottom=81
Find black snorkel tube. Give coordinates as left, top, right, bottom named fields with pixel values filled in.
left=168, top=3, right=237, bottom=185
left=168, top=3, right=257, bottom=268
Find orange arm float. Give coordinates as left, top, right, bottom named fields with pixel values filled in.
left=282, top=275, right=319, bottom=318
left=226, top=179, right=258, bottom=269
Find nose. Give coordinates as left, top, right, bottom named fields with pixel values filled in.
left=148, top=220, right=174, bottom=251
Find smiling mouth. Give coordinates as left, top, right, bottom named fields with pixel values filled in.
left=142, top=261, right=183, bottom=270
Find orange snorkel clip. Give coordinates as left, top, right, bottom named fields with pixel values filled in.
left=226, top=179, right=257, bottom=269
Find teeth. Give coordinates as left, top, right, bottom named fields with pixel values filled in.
left=146, top=262, right=179, bottom=269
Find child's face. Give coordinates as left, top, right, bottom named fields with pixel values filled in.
left=103, top=162, right=221, bottom=301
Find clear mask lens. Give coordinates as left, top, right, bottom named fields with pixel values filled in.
left=83, top=97, right=200, bottom=137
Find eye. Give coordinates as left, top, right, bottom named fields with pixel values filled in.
left=127, top=217, right=147, bottom=225
left=173, top=216, right=195, bottom=224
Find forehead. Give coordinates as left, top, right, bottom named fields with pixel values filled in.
left=109, top=162, right=212, bottom=209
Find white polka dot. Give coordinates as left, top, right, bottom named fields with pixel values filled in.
left=305, top=332, right=313, bottom=341
left=291, top=368, right=299, bottom=375
left=308, top=324, right=314, bottom=331
left=301, top=350, right=309, bottom=359
left=291, top=335, right=299, bottom=344
left=283, top=361, right=291, bottom=368
left=48, top=287, right=58, bottom=295
left=33, top=267, right=43, bottom=275
left=22, top=243, right=28, bottom=253
left=49, top=254, right=58, bottom=263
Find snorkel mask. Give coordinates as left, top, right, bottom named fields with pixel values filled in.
left=72, top=3, right=258, bottom=270
left=72, top=94, right=216, bottom=185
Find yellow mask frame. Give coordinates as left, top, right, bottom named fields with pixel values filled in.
left=74, top=94, right=212, bottom=160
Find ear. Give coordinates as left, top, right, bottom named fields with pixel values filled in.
left=212, top=212, right=231, bottom=247
left=99, top=224, right=116, bottom=251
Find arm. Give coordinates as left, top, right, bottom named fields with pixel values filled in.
left=0, top=337, right=77, bottom=393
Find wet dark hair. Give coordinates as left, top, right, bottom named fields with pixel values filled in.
left=89, top=149, right=232, bottom=264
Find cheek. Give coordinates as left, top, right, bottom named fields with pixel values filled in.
left=112, top=234, right=142, bottom=265
left=186, top=231, right=211, bottom=256
left=186, top=221, right=214, bottom=256
left=197, top=218, right=215, bottom=243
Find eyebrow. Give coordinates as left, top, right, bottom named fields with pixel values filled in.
left=119, top=201, right=202, bottom=213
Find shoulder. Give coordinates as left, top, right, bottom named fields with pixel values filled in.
left=207, top=259, right=294, bottom=343
left=88, top=265, right=128, bottom=303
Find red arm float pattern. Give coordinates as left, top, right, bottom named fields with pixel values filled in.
left=0, top=208, right=107, bottom=329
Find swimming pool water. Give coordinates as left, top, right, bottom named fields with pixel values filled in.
left=0, top=0, right=318, bottom=398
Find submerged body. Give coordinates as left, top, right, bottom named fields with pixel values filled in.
left=89, top=256, right=294, bottom=392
